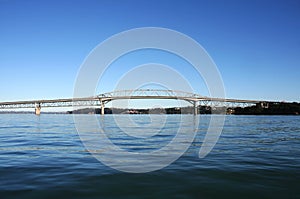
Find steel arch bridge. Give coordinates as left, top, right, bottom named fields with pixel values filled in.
left=98, top=89, right=201, bottom=102
left=0, top=89, right=269, bottom=115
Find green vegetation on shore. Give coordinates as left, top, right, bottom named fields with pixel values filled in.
left=67, top=102, right=300, bottom=115
left=233, top=102, right=300, bottom=115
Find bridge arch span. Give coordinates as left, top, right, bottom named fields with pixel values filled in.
left=97, top=89, right=202, bottom=114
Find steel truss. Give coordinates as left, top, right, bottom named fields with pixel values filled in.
left=0, top=89, right=268, bottom=110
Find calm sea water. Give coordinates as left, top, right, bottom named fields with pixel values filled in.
left=0, top=114, right=299, bottom=199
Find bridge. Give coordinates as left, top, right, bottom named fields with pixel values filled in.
left=0, top=89, right=270, bottom=115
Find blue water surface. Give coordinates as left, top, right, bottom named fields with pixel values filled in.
left=0, top=114, right=299, bottom=198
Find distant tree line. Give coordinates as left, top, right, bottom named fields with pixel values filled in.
left=233, top=102, right=300, bottom=115
left=67, top=102, right=300, bottom=115
left=66, top=106, right=226, bottom=114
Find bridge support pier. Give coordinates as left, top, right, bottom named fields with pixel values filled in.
left=260, top=102, right=269, bottom=109
left=100, top=99, right=105, bottom=115
left=193, top=101, right=198, bottom=115
left=35, top=103, right=41, bottom=115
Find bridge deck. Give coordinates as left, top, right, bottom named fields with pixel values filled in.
left=0, top=89, right=270, bottom=109
left=0, top=97, right=98, bottom=105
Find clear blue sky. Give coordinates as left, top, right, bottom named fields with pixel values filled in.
left=1, top=0, right=300, bottom=104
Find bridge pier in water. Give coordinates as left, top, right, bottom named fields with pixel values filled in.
left=35, top=103, right=41, bottom=115
left=193, top=101, right=198, bottom=115
left=100, top=99, right=105, bottom=115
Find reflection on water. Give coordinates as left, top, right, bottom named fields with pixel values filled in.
left=0, top=114, right=299, bottom=198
